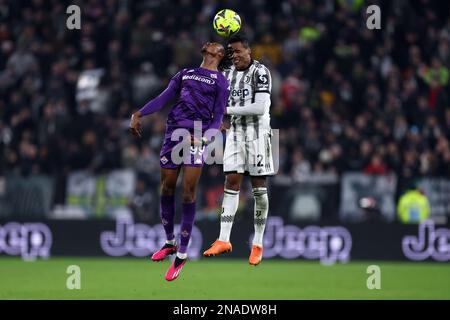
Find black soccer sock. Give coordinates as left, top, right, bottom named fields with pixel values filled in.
left=162, top=243, right=176, bottom=250
left=174, top=256, right=186, bottom=268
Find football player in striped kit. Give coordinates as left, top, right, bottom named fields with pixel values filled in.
left=203, top=35, right=275, bottom=266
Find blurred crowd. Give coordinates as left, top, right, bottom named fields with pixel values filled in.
left=1, top=0, right=450, bottom=210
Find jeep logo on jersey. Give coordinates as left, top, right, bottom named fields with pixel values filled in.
left=182, top=74, right=215, bottom=85
left=231, top=88, right=249, bottom=99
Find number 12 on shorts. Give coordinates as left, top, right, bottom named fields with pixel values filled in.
left=253, top=154, right=264, bottom=167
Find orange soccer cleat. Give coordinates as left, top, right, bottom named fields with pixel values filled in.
left=203, top=239, right=232, bottom=257
left=249, top=245, right=263, bottom=266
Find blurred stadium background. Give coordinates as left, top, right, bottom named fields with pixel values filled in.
left=0, top=0, right=450, bottom=299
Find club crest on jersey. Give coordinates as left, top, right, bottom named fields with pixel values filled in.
left=245, top=75, right=251, bottom=83
left=160, top=156, right=169, bottom=164
left=210, top=73, right=217, bottom=79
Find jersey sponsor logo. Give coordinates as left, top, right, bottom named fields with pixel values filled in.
left=231, top=88, right=250, bottom=99
left=182, top=74, right=215, bottom=85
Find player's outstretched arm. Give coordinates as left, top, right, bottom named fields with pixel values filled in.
left=137, top=73, right=181, bottom=117
left=129, top=70, right=182, bottom=138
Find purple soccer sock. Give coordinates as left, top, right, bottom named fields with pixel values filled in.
left=160, top=195, right=175, bottom=241
left=178, top=202, right=196, bottom=254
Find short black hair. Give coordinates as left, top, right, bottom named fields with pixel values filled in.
left=228, top=34, right=250, bottom=48
left=218, top=49, right=232, bottom=71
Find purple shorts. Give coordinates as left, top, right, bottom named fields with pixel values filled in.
left=160, top=126, right=206, bottom=169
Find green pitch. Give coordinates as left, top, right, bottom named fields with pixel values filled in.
left=0, top=257, right=449, bottom=299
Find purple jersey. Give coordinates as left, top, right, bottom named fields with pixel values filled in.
left=139, top=67, right=229, bottom=131
left=138, top=67, right=229, bottom=168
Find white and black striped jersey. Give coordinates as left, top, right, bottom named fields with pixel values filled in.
left=223, top=60, right=272, bottom=141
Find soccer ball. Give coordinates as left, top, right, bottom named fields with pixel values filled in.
left=213, top=9, right=241, bottom=37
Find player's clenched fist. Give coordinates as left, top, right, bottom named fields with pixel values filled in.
left=129, top=112, right=142, bottom=138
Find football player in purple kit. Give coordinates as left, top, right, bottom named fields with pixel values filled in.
left=129, top=42, right=229, bottom=281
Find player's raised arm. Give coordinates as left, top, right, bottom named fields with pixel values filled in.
left=129, top=71, right=182, bottom=137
